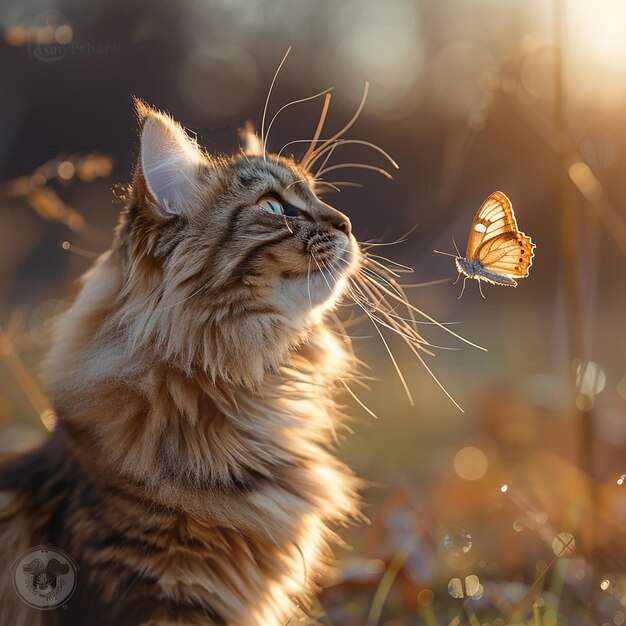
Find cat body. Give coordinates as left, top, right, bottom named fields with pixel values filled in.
left=0, top=103, right=361, bottom=626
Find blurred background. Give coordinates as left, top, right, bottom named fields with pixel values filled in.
left=1, top=0, right=625, bottom=624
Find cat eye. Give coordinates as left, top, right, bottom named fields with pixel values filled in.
left=257, top=193, right=304, bottom=218
left=258, top=195, right=285, bottom=216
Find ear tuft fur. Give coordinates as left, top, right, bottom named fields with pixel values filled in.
left=238, top=121, right=264, bottom=157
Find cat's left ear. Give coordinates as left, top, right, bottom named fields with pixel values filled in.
left=135, top=99, right=204, bottom=218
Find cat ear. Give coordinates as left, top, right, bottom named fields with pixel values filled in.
left=135, top=99, right=204, bottom=218
left=238, top=121, right=264, bottom=157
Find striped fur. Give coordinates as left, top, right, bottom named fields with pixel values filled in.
left=0, top=106, right=362, bottom=625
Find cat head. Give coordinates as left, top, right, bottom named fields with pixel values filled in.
left=112, top=101, right=360, bottom=386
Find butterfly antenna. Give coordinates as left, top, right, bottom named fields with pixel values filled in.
left=458, top=276, right=468, bottom=300
left=433, top=249, right=457, bottom=258
left=451, top=236, right=461, bottom=257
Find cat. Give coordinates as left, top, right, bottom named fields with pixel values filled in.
left=0, top=99, right=367, bottom=626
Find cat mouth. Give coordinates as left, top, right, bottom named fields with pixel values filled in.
left=280, top=242, right=358, bottom=280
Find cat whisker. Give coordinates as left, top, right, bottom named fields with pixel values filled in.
left=402, top=278, right=453, bottom=289
left=264, top=87, right=333, bottom=156
left=283, top=178, right=311, bottom=192
left=313, top=181, right=342, bottom=193
left=357, top=261, right=422, bottom=335
left=358, top=223, right=420, bottom=250
left=261, top=46, right=292, bottom=162
left=318, top=181, right=364, bottom=191
left=277, top=138, right=341, bottom=161
left=306, top=139, right=399, bottom=173
left=317, top=163, right=393, bottom=180
left=342, top=380, right=378, bottom=420
left=281, top=212, right=294, bottom=234
left=352, top=276, right=432, bottom=352
left=360, top=239, right=408, bottom=249
left=366, top=254, right=414, bottom=274
left=361, top=273, right=486, bottom=351
left=302, top=82, right=369, bottom=170
left=403, top=328, right=465, bottom=413
left=301, top=92, right=333, bottom=165
left=310, top=252, right=335, bottom=294
left=352, top=273, right=465, bottom=409
left=348, top=287, right=415, bottom=406
left=359, top=265, right=404, bottom=297
left=321, top=258, right=456, bottom=408
left=313, top=142, right=339, bottom=181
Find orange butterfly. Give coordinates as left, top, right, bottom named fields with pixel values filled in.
left=436, top=191, right=536, bottom=298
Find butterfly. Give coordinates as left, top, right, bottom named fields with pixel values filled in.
left=436, top=191, right=536, bottom=298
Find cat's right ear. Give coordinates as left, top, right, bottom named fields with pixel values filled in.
left=135, top=98, right=205, bottom=219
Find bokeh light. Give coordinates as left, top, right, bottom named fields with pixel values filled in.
left=453, top=446, right=488, bottom=481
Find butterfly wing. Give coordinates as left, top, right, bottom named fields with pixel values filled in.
left=466, top=191, right=535, bottom=278
left=477, top=232, right=535, bottom=277
left=465, top=191, right=517, bottom=259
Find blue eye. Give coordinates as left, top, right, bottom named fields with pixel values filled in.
left=258, top=196, right=284, bottom=215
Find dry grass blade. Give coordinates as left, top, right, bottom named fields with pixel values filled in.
left=502, top=535, right=576, bottom=625
left=0, top=323, right=56, bottom=431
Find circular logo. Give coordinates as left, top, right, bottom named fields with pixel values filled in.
left=11, top=545, right=78, bottom=610
left=27, top=11, right=72, bottom=63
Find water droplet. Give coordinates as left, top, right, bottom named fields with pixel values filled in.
left=601, top=577, right=611, bottom=591
left=443, top=530, right=473, bottom=558
left=574, top=359, right=606, bottom=396
left=447, top=575, right=483, bottom=599
left=500, top=483, right=509, bottom=493
left=513, top=521, right=524, bottom=532
left=465, top=574, right=481, bottom=597
left=448, top=577, right=463, bottom=599
left=552, top=532, right=575, bottom=556
left=617, top=474, right=625, bottom=486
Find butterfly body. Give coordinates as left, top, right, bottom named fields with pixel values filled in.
left=454, top=257, right=518, bottom=287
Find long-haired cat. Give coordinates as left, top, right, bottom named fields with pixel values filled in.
left=0, top=98, right=371, bottom=626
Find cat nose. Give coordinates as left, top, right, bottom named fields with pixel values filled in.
left=334, top=217, right=352, bottom=237
left=318, top=201, right=352, bottom=237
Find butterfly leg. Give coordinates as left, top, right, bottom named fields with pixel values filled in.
left=452, top=272, right=461, bottom=286
left=478, top=281, right=486, bottom=299
left=458, top=276, right=468, bottom=300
